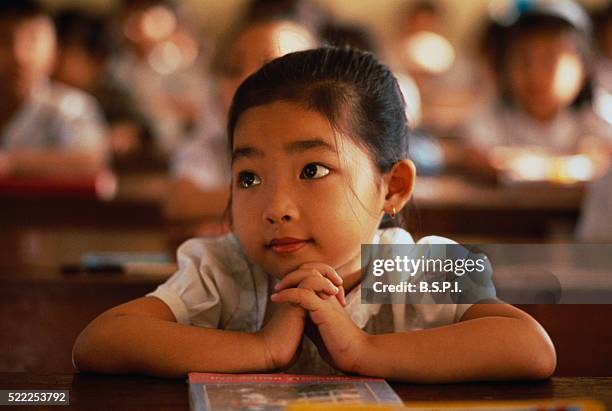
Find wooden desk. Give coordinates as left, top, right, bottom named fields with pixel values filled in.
left=0, top=267, right=168, bottom=373
left=1, top=266, right=611, bottom=376
left=409, top=176, right=583, bottom=239
left=0, top=374, right=610, bottom=410
left=0, top=172, right=226, bottom=265
left=0, top=173, right=584, bottom=244
left=0, top=173, right=167, bottom=228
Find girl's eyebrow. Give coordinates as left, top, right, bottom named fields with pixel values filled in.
left=232, top=139, right=336, bottom=163
left=232, top=146, right=264, bottom=163
left=284, top=138, right=337, bottom=154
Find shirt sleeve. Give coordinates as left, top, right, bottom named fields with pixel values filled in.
left=146, top=238, right=226, bottom=327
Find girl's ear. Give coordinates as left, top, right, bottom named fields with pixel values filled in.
left=383, top=159, right=416, bottom=214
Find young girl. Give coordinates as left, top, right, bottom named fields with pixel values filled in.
left=73, top=47, right=556, bottom=382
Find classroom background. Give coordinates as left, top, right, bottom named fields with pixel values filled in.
left=1, top=0, right=611, bottom=377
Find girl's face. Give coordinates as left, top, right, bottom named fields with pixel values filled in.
left=231, top=101, right=387, bottom=280
left=507, top=30, right=584, bottom=121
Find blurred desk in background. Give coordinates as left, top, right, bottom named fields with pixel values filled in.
left=0, top=173, right=170, bottom=267
left=411, top=176, right=584, bottom=240
left=1, top=173, right=585, bottom=244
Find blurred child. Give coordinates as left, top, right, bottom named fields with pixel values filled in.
left=111, top=0, right=210, bottom=155
left=164, top=15, right=317, bottom=223
left=394, top=0, right=488, bottom=135
left=53, top=10, right=155, bottom=165
left=594, top=3, right=612, bottom=92
left=0, top=1, right=107, bottom=178
left=74, top=47, right=555, bottom=382
left=463, top=0, right=611, bottom=158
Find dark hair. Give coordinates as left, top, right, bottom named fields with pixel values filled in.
left=121, top=0, right=176, bottom=12
left=497, top=13, right=594, bottom=108
left=0, top=0, right=44, bottom=19
left=54, top=11, right=113, bottom=61
left=228, top=47, right=410, bottom=175
left=593, top=3, right=612, bottom=54
left=321, top=23, right=378, bottom=54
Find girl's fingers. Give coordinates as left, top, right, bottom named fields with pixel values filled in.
left=275, top=264, right=343, bottom=291
left=270, top=288, right=321, bottom=311
left=337, top=285, right=347, bottom=307
left=298, top=276, right=339, bottom=295
left=274, top=269, right=320, bottom=291
left=300, top=263, right=344, bottom=287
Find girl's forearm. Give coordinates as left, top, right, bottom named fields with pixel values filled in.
left=73, top=314, right=273, bottom=377
left=355, top=316, right=556, bottom=383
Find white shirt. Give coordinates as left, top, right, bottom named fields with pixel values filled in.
left=147, top=228, right=476, bottom=374
left=1, top=81, right=108, bottom=153
left=171, top=133, right=230, bottom=191
left=463, top=104, right=612, bottom=154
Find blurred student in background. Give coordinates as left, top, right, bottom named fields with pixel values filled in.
left=594, top=3, right=612, bottom=92
left=0, top=0, right=107, bottom=178
left=53, top=10, right=155, bottom=168
left=163, top=9, right=318, bottom=226
left=576, top=3, right=612, bottom=243
left=394, top=0, right=489, bottom=136
left=461, top=0, right=612, bottom=182
left=111, top=0, right=209, bottom=156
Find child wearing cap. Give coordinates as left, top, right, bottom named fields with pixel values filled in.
left=461, top=0, right=612, bottom=174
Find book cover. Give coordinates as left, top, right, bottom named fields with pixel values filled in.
left=188, top=373, right=403, bottom=411
left=286, top=399, right=605, bottom=411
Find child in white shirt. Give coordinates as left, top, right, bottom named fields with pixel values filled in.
left=74, top=47, right=555, bottom=382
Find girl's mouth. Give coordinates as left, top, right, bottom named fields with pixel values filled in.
left=267, top=238, right=312, bottom=254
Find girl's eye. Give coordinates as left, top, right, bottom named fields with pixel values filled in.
left=237, top=171, right=261, bottom=188
left=300, top=163, right=330, bottom=180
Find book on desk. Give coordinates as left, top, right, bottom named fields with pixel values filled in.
left=188, top=373, right=402, bottom=411
left=188, top=373, right=604, bottom=411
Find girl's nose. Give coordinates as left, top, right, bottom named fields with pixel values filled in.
left=264, top=214, right=291, bottom=224
left=261, top=182, right=299, bottom=225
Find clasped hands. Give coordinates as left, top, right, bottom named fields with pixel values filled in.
left=258, top=262, right=369, bottom=374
